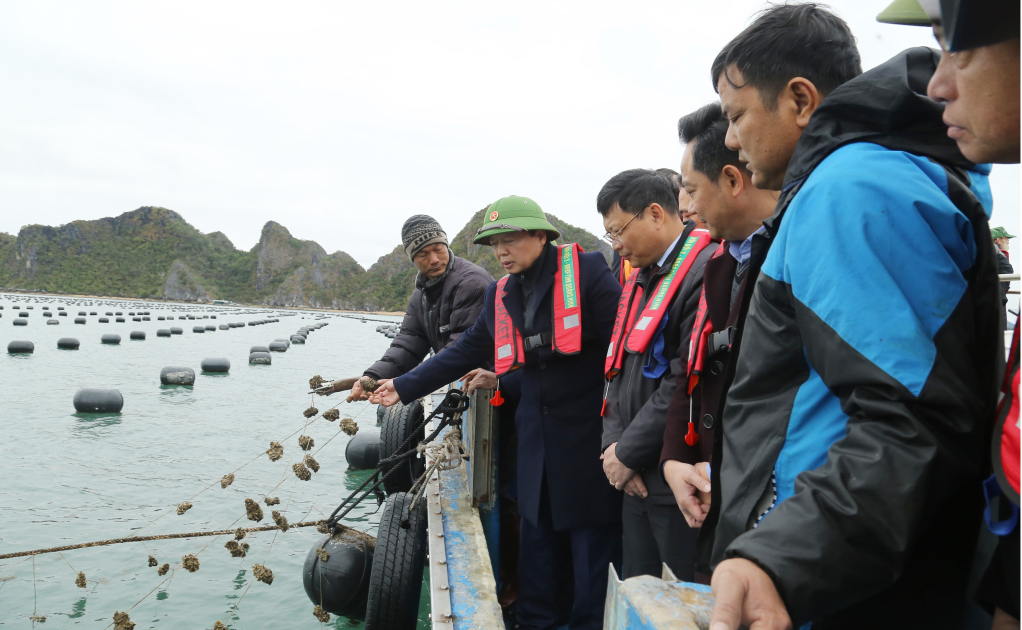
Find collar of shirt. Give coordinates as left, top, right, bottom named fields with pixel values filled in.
left=655, top=232, right=684, bottom=271
left=729, top=225, right=765, bottom=265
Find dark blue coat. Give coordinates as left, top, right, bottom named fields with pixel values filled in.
left=394, top=245, right=623, bottom=530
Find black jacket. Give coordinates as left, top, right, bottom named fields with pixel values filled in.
left=365, top=255, right=493, bottom=380
left=712, top=48, right=1003, bottom=628
left=393, top=243, right=623, bottom=530
left=602, top=224, right=712, bottom=504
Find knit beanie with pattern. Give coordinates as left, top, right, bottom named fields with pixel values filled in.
left=402, top=215, right=449, bottom=261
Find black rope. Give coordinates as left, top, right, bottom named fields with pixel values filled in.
left=325, top=389, right=468, bottom=528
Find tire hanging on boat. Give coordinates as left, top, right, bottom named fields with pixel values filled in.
left=364, top=492, right=428, bottom=630
left=379, top=401, right=424, bottom=495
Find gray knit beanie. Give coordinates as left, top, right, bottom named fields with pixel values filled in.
left=402, top=215, right=448, bottom=261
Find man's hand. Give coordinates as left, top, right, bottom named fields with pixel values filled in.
left=623, top=474, right=648, bottom=498
left=602, top=443, right=642, bottom=493
left=710, top=558, right=792, bottom=630
left=370, top=379, right=401, bottom=407
left=348, top=379, right=368, bottom=402
left=664, top=460, right=712, bottom=527
left=460, top=369, right=497, bottom=396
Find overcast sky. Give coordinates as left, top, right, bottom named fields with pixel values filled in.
left=1, top=1, right=1018, bottom=270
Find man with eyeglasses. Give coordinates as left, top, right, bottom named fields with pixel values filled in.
left=597, top=169, right=714, bottom=581
left=372, top=195, right=623, bottom=630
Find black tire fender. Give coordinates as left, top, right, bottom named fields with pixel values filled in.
left=365, top=492, right=428, bottom=630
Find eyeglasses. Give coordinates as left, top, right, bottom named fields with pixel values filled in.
left=602, top=212, right=641, bottom=245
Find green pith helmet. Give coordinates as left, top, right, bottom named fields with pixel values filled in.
left=876, top=0, right=931, bottom=25
left=991, top=226, right=1017, bottom=240
left=473, top=195, right=561, bottom=245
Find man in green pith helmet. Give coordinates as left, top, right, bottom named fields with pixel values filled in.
left=991, top=227, right=1015, bottom=321
left=372, top=195, right=624, bottom=629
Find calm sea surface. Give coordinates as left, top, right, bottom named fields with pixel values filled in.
left=0, top=294, right=429, bottom=629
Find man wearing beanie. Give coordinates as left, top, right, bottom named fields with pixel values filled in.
left=348, top=214, right=493, bottom=399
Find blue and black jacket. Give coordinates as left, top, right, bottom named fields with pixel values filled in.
left=711, top=48, right=1003, bottom=628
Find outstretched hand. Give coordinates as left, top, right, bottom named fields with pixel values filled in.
left=710, top=558, right=792, bottom=630
left=347, top=379, right=368, bottom=402
left=370, top=379, right=400, bottom=407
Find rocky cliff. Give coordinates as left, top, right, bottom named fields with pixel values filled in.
left=0, top=206, right=607, bottom=311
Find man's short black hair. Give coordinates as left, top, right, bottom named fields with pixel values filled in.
left=596, top=169, right=680, bottom=218
left=678, top=103, right=744, bottom=181
left=711, top=3, right=862, bottom=109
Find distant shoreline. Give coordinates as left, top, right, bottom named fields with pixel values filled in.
left=0, top=287, right=406, bottom=317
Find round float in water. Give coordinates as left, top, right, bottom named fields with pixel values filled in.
left=75, top=317, right=87, bottom=324
left=249, top=351, right=272, bottom=365
left=160, top=366, right=195, bottom=386
left=192, top=326, right=205, bottom=333
left=170, top=327, right=183, bottom=335
left=156, top=329, right=171, bottom=337
left=291, top=335, right=306, bottom=344
left=73, top=388, right=123, bottom=413
left=344, top=430, right=380, bottom=470
left=130, top=331, right=145, bottom=340
left=303, top=531, right=374, bottom=618
left=57, top=337, right=80, bottom=350
left=13, top=318, right=27, bottom=326
left=46, top=319, right=59, bottom=325
left=101, top=334, right=121, bottom=344
left=98, top=317, right=109, bottom=323
left=269, top=341, right=288, bottom=352
left=201, top=357, right=230, bottom=373
left=250, top=345, right=269, bottom=354
left=8, top=340, right=34, bottom=354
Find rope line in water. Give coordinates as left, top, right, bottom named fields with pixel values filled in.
left=0, top=521, right=338, bottom=560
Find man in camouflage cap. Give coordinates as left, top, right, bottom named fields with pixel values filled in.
left=375, top=195, right=625, bottom=629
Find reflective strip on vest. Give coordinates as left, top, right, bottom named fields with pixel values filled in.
left=604, top=270, right=640, bottom=380
left=493, top=275, right=524, bottom=377
left=623, top=231, right=711, bottom=355
left=551, top=244, right=584, bottom=355
left=686, top=241, right=727, bottom=394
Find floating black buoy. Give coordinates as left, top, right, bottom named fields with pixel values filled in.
left=101, top=334, right=121, bottom=344
left=47, top=319, right=59, bottom=325
left=78, top=312, right=86, bottom=316
left=192, top=326, right=205, bottom=333
left=344, top=430, right=381, bottom=470
left=160, top=366, right=195, bottom=385
left=157, top=329, right=171, bottom=337
left=249, top=351, right=271, bottom=365
left=291, top=335, right=306, bottom=344
left=73, top=388, right=123, bottom=413
left=74, top=317, right=86, bottom=324
left=274, top=338, right=291, bottom=347
left=59, top=311, right=67, bottom=316
left=57, top=337, right=80, bottom=350
left=200, top=357, right=230, bottom=373
left=115, top=317, right=125, bottom=322
left=250, top=345, right=269, bottom=354
left=18, top=311, right=28, bottom=317
left=158, top=316, right=165, bottom=320
left=204, top=325, right=215, bottom=331
left=13, top=318, right=27, bottom=326
left=130, top=331, right=145, bottom=340
left=303, top=531, right=375, bottom=618
left=170, top=327, right=183, bottom=335
left=219, top=324, right=229, bottom=330
left=99, top=317, right=109, bottom=323
left=269, top=341, right=288, bottom=352
left=8, top=340, right=34, bottom=354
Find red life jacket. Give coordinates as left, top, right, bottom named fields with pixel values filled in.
left=493, top=244, right=584, bottom=377
left=604, top=230, right=712, bottom=382
left=993, top=324, right=1020, bottom=504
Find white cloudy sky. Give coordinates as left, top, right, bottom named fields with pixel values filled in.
left=1, top=1, right=1018, bottom=269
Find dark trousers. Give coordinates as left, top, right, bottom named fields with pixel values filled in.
left=516, top=481, right=622, bottom=630
left=621, top=492, right=698, bottom=581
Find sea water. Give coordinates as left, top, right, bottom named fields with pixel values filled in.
left=0, top=295, right=429, bottom=628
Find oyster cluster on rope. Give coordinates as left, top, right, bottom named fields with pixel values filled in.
left=266, top=441, right=283, bottom=462
left=252, top=564, right=274, bottom=585
left=182, top=555, right=200, bottom=573
left=245, top=498, right=264, bottom=522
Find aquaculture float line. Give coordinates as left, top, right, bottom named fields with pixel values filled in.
left=0, top=520, right=361, bottom=561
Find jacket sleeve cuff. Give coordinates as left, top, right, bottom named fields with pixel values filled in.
left=602, top=433, right=621, bottom=453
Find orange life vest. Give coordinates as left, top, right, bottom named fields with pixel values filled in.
left=604, top=230, right=712, bottom=382
left=493, top=244, right=584, bottom=377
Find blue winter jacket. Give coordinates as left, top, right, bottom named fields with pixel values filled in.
left=712, top=48, right=1003, bottom=628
